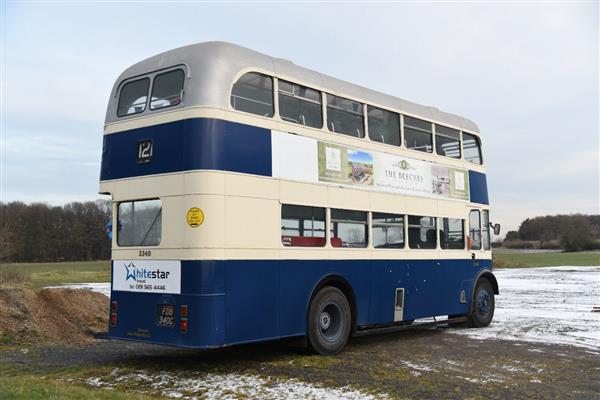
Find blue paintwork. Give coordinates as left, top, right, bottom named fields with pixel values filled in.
left=109, top=258, right=493, bottom=348
left=100, top=118, right=272, bottom=181
left=100, top=118, right=489, bottom=206
left=469, top=170, right=489, bottom=205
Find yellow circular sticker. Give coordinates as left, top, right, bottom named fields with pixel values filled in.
left=186, top=207, right=204, bottom=228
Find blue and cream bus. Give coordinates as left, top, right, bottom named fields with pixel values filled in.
left=101, top=42, right=500, bottom=355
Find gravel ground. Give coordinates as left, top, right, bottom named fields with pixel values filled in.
left=3, top=328, right=599, bottom=399
left=4, top=266, right=599, bottom=399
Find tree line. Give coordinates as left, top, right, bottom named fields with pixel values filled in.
left=0, top=200, right=111, bottom=263
left=503, top=214, right=600, bottom=252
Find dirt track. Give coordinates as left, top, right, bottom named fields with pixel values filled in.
left=3, top=326, right=599, bottom=399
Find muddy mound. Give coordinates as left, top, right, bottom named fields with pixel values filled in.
left=0, top=287, right=108, bottom=345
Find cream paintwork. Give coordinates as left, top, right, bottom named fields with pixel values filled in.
left=103, top=170, right=491, bottom=261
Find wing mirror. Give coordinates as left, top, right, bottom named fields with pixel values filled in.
left=492, top=223, right=501, bottom=236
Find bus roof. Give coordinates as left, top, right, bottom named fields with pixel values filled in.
left=106, top=41, right=480, bottom=133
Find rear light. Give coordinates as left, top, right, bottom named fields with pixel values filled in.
left=110, top=300, right=118, bottom=327
left=180, top=304, right=188, bottom=334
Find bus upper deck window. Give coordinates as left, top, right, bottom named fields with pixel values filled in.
left=368, top=106, right=400, bottom=146
left=278, top=80, right=322, bottom=128
left=231, top=72, right=274, bottom=117
left=435, top=125, right=461, bottom=159
left=327, top=94, right=364, bottom=138
left=117, top=78, right=150, bottom=117
left=150, top=69, right=185, bottom=110
left=463, top=132, right=483, bottom=165
left=404, top=116, right=433, bottom=153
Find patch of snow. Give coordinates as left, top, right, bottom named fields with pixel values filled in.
left=58, top=266, right=600, bottom=350
left=83, top=369, right=389, bottom=400
left=457, top=375, right=504, bottom=384
left=451, top=266, right=600, bottom=350
left=45, top=282, right=110, bottom=297
left=399, top=361, right=437, bottom=372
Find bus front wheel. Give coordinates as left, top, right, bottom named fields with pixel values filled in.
left=307, top=286, right=351, bottom=355
left=468, top=278, right=495, bottom=328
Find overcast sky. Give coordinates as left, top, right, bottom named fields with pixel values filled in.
left=1, top=2, right=598, bottom=233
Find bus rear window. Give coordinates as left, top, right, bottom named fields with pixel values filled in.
left=117, top=199, right=162, bottom=246
left=117, top=78, right=150, bottom=117
left=150, top=69, right=185, bottom=110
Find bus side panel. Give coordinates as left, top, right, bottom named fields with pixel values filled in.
left=368, top=259, right=491, bottom=323
left=224, top=260, right=280, bottom=344
left=277, top=259, right=373, bottom=337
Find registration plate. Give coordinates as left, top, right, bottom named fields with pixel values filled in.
left=156, top=304, right=175, bottom=327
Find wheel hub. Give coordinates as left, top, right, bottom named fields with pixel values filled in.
left=320, top=312, right=331, bottom=329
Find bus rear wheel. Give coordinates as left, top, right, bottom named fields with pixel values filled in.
left=468, top=278, right=495, bottom=328
left=307, top=286, right=351, bottom=355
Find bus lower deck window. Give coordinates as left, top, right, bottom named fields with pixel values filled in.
left=404, top=116, right=433, bottom=153
left=372, top=213, right=405, bottom=248
left=117, top=199, right=162, bottom=246
left=331, top=209, right=367, bottom=248
left=408, top=215, right=436, bottom=249
left=482, top=210, right=491, bottom=250
left=440, top=218, right=465, bottom=249
left=469, top=210, right=482, bottom=250
left=281, top=204, right=326, bottom=247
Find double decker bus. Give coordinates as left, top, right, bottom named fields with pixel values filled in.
left=101, top=42, right=500, bottom=355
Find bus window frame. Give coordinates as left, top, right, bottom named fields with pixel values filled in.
left=116, top=198, right=162, bottom=247
left=149, top=68, right=186, bottom=111
left=462, top=131, right=484, bottom=165
left=116, top=64, right=188, bottom=119
left=229, top=70, right=275, bottom=118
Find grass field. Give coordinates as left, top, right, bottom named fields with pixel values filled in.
left=493, top=250, right=600, bottom=268
left=0, top=261, right=110, bottom=289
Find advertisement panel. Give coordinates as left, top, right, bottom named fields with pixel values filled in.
left=112, top=260, right=181, bottom=294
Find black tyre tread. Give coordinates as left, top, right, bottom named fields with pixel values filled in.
left=307, top=286, right=351, bottom=355
left=468, top=278, right=495, bottom=328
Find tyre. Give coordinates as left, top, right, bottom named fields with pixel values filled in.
left=468, top=279, right=495, bottom=328
left=307, top=286, right=351, bottom=355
